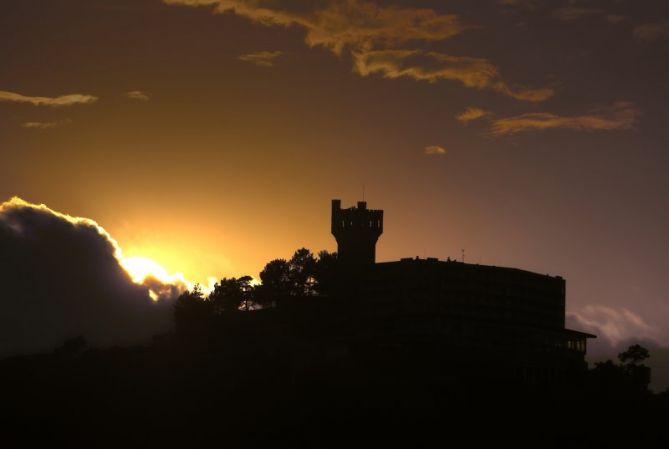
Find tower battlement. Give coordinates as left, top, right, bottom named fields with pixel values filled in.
left=331, top=199, right=383, bottom=269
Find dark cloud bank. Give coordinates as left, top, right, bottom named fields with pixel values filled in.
left=0, top=198, right=176, bottom=358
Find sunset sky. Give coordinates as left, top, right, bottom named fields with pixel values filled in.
left=1, top=0, right=669, bottom=359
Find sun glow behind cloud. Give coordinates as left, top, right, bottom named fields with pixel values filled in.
left=121, top=255, right=177, bottom=284
left=120, top=256, right=191, bottom=298
left=115, top=245, right=220, bottom=298
left=2, top=197, right=205, bottom=300
left=118, top=237, right=223, bottom=293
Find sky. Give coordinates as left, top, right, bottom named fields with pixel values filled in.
left=1, top=0, right=669, bottom=376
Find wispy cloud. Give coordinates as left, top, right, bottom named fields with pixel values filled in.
left=165, top=0, right=466, bottom=55
left=634, top=21, right=669, bottom=43
left=353, top=49, right=495, bottom=87
left=238, top=50, right=284, bottom=67
left=353, top=49, right=553, bottom=101
left=552, top=7, right=605, bottom=21
left=568, top=305, right=661, bottom=348
left=424, top=145, right=447, bottom=155
left=125, top=90, right=150, bottom=101
left=502, top=1, right=625, bottom=25
left=498, top=0, right=541, bottom=10
left=163, top=0, right=307, bottom=28
left=490, top=102, right=639, bottom=135
left=551, top=7, right=625, bottom=25
left=164, top=0, right=552, bottom=102
left=604, top=15, right=625, bottom=25
left=456, top=107, right=490, bottom=124
left=21, top=119, right=72, bottom=130
left=0, top=90, right=98, bottom=107
left=301, top=0, right=466, bottom=55
left=492, top=81, right=554, bottom=102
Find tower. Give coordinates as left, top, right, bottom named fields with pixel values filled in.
left=331, top=199, right=383, bottom=270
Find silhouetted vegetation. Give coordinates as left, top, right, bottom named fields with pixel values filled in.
left=173, top=284, right=212, bottom=332
left=209, top=275, right=254, bottom=313
left=174, top=248, right=337, bottom=332
left=588, top=343, right=652, bottom=399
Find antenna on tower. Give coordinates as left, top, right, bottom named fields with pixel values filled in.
left=461, top=248, right=465, bottom=263
left=362, top=183, right=365, bottom=201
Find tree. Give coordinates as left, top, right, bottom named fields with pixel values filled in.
left=209, top=276, right=255, bottom=313
left=288, top=248, right=316, bottom=296
left=259, top=259, right=291, bottom=306
left=619, top=344, right=652, bottom=393
left=238, top=275, right=255, bottom=311
left=618, top=344, right=650, bottom=366
left=313, top=250, right=338, bottom=296
left=174, top=284, right=212, bottom=332
left=589, top=344, right=652, bottom=396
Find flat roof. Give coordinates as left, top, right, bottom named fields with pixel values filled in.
left=374, top=257, right=563, bottom=281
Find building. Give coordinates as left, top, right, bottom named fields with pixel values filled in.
left=331, top=199, right=383, bottom=271
left=331, top=199, right=596, bottom=383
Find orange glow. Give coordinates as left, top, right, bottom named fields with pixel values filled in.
left=120, top=253, right=219, bottom=296
left=121, top=256, right=179, bottom=284
left=118, top=238, right=223, bottom=291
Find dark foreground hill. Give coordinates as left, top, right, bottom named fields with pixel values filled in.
left=2, top=307, right=668, bottom=449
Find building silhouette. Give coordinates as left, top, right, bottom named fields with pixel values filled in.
left=331, top=199, right=596, bottom=383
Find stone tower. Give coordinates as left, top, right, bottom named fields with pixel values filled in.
left=331, top=199, right=383, bottom=270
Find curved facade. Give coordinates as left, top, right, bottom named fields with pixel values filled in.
left=331, top=199, right=596, bottom=383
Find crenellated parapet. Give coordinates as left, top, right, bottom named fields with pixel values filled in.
left=331, top=199, right=383, bottom=270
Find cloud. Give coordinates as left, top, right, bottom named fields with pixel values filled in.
left=552, top=7, right=605, bottom=21
left=424, top=145, right=446, bottom=155
left=498, top=0, right=540, bottom=9
left=302, top=0, right=466, bottom=55
left=456, top=107, right=490, bottom=124
left=604, top=15, right=625, bottom=25
left=502, top=2, right=625, bottom=25
left=352, top=49, right=553, bottom=101
left=489, top=101, right=640, bottom=135
left=163, top=0, right=551, bottom=101
left=0, top=90, right=98, bottom=107
left=492, top=82, right=554, bottom=102
left=0, top=197, right=185, bottom=358
left=551, top=7, right=626, bottom=25
left=165, top=0, right=466, bottom=55
left=634, top=21, right=669, bottom=43
left=238, top=50, right=284, bottom=67
left=21, top=119, right=72, bottom=130
left=163, top=0, right=307, bottom=28
left=568, top=305, right=661, bottom=349
left=353, top=49, right=495, bottom=87
left=567, top=306, right=669, bottom=392
left=125, top=90, right=150, bottom=101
